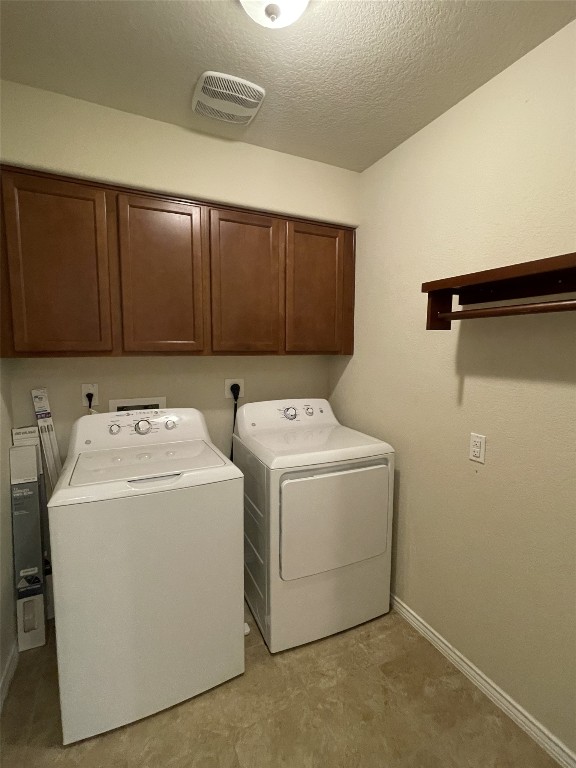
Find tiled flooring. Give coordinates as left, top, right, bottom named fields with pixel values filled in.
left=1, top=607, right=557, bottom=767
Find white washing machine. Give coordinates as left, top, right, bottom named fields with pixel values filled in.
left=48, top=408, right=244, bottom=744
left=232, top=399, right=394, bottom=653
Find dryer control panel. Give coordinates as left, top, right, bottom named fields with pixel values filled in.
left=235, top=399, right=339, bottom=438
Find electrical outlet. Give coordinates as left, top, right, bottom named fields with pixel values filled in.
left=81, top=383, right=99, bottom=407
left=225, top=379, right=245, bottom=399
left=469, top=433, right=486, bottom=464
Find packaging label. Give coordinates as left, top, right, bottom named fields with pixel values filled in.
left=16, top=575, right=42, bottom=598
left=12, top=426, right=40, bottom=442
left=31, top=389, right=52, bottom=417
left=20, top=567, right=39, bottom=577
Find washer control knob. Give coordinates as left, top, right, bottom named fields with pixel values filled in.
left=135, top=419, right=151, bottom=435
left=109, top=424, right=121, bottom=435
left=165, top=419, right=176, bottom=430
left=284, top=407, right=297, bottom=421
left=305, top=407, right=314, bottom=416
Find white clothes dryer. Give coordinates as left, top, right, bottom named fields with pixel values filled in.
left=232, top=399, right=394, bottom=653
left=48, top=408, right=244, bottom=744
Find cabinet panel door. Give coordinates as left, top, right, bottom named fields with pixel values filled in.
left=2, top=173, right=112, bottom=352
left=210, top=209, right=283, bottom=353
left=286, top=222, right=352, bottom=353
left=118, top=195, right=205, bottom=352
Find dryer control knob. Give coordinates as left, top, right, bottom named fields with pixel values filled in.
left=305, top=407, right=314, bottom=416
left=135, top=419, right=152, bottom=435
left=284, top=407, right=297, bottom=420
left=165, top=419, right=176, bottom=430
left=109, top=424, right=121, bottom=435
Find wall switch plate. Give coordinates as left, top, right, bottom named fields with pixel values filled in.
left=81, top=384, right=99, bottom=407
left=469, top=433, right=486, bottom=464
left=225, top=379, right=244, bottom=399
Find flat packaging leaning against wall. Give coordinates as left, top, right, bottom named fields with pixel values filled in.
left=10, top=444, right=46, bottom=651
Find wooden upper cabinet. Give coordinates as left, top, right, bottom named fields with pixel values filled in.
left=2, top=172, right=113, bottom=352
left=1, top=167, right=356, bottom=357
left=286, top=221, right=354, bottom=354
left=210, top=209, right=283, bottom=353
left=117, top=195, right=205, bottom=352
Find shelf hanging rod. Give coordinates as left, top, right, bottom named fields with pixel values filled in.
left=437, top=298, right=576, bottom=322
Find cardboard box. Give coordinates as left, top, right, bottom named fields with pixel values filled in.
left=10, top=445, right=46, bottom=650
left=12, top=426, right=54, bottom=619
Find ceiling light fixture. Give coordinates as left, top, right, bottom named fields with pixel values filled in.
left=239, top=0, right=310, bottom=29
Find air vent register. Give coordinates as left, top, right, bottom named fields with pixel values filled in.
left=192, top=71, right=265, bottom=126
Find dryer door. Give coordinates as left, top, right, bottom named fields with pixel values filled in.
left=280, top=464, right=388, bottom=581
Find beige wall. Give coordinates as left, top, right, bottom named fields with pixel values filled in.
left=8, top=356, right=329, bottom=460
left=0, top=360, right=16, bottom=702
left=329, top=21, right=576, bottom=751
left=0, top=80, right=361, bottom=226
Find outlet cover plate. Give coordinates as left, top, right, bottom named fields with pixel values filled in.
left=225, top=379, right=245, bottom=399
left=469, top=433, right=486, bottom=464
left=81, top=383, right=99, bottom=407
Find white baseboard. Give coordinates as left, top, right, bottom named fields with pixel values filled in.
left=0, top=642, right=18, bottom=712
left=392, top=595, right=575, bottom=768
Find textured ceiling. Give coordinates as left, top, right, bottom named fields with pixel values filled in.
left=1, top=0, right=575, bottom=171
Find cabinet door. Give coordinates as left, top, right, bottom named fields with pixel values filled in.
left=210, top=209, right=283, bottom=353
left=286, top=221, right=354, bottom=353
left=2, top=172, right=112, bottom=352
left=118, top=195, right=205, bottom=352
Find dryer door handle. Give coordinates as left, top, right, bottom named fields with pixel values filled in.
left=127, top=473, right=183, bottom=489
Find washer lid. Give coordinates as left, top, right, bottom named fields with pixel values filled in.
left=70, top=439, right=225, bottom=486
left=237, top=425, right=394, bottom=469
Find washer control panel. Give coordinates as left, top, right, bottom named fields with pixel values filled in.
left=106, top=410, right=169, bottom=439
left=70, top=408, right=211, bottom=453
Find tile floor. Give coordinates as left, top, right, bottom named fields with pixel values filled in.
left=1, top=606, right=557, bottom=768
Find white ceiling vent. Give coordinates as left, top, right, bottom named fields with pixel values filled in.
left=192, top=71, right=265, bottom=126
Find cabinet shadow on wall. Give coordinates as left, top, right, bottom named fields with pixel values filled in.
left=455, top=311, right=576, bottom=404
